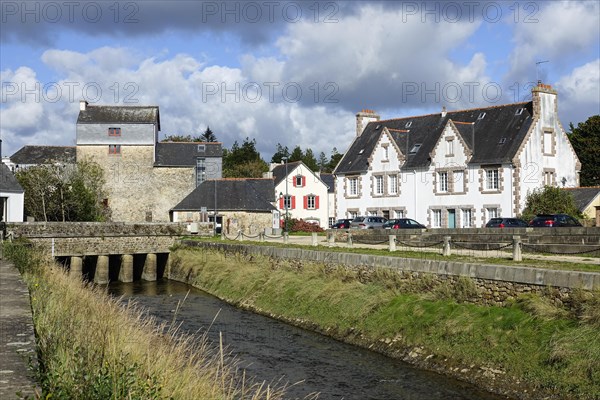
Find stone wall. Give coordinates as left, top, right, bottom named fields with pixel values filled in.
left=181, top=241, right=600, bottom=308
left=78, top=146, right=195, bottom=222
left=7, top=222, right=194, bottom=257
left=330, top=227, right=600, bottom=253
left=8, top=222, right=188, bottom=237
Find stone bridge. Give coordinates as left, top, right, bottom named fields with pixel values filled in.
left=5, top=222, right=198, bottom=284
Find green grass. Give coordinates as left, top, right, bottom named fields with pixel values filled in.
left=171, top=246, right=600, bottom=399
left=3, top=241, right=286, bottom=400
left=182, top=236, right=600, bottom=273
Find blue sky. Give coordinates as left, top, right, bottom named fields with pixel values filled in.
left=1, top=1, right=599, bottom=159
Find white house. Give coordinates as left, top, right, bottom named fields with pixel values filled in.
left=0, top=163, right=24, bottom=222
left=269, top=161, right=330, bottom=229
left=334, top=83, right=581, bottom=228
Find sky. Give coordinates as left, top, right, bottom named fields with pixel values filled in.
left=1, top=0, right=599, bottom=160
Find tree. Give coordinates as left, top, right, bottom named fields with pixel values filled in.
left=302, top=148, right=319, bottom=171
left=317, top=151, right=328, bottom=171
left=289, top=146, right=303, bottom=163
left=271, top=143, right=289, bottom=163
left=568, top=115, right=600, bottom=186
left=15, top=160, right=109, bottom=222
left=200, top=126, right=217, bottom=142
left=327, top=147, right=343, bottom=172
left=162, top=134, right=208, bottom=142
left=222, top=137, right=268, bottom=178
left=520, top=185, right=582, bottom=223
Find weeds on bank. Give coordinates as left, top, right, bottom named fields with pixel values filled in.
left=4, top=241, right=287, bottom=400
left=173, top=246, right=600, bottom=399
left=183, top=236, right=600, bottom=273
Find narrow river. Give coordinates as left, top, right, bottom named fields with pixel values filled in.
left=108, top=279, right=509, bottom=400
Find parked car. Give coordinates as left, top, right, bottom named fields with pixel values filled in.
left=332, top=219, right=353, bottom=229
left=350, top=216, right=387, bottom=229
left=383, top=218, right=426, bottom=229
left=529, top=214, right=582, bottom=227
left=485, top=217, right=529, bottom=228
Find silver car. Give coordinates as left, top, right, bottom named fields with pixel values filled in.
left=350, top=216, right=387, bottom=229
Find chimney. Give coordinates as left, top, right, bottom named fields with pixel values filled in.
left=79, top=100, right=88, bottom=111
left=355, top=109, right=380, bottom=136
left=531, top=82, right=557, bottom=119
left=441, top=106, right=447, bottom=118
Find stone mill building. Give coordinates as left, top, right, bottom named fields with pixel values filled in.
left=76, top=101, right=222, bottom=222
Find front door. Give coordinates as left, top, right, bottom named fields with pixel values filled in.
left=448, top=209, right=456, bottom=228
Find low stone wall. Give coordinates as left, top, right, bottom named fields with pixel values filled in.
left=329, top=227, right=600, bottom=254
left=7, top=222, right=189, bottom=237
left=181, top=241, right=600, bottom=308
left=27, top=236, right=179, bottom=257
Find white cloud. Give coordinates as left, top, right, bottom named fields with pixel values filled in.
left=507, top=1, right=600, bottom=82
left=555, top=59, right=600, bottom=124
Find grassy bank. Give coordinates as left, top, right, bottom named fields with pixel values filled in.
left=4, top=241, right=285, bottom=400
left=170, top=246, right=600, bottom=400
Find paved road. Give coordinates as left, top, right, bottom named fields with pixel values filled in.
left=0, top=259, right=40, bottom=399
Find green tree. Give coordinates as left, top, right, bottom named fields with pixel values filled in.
left=520, top=185, right=582, bottom=222
left=222, top=137, right=268, bottom=178
left=162, top=134, right=203, bottom=142
left=302, top=148, right=319, bottom=171
left=568, top=115, right=600, bottom=186
left=317, top=151, right=328, bottom=171
left=15, top=160, right=109, bottom=222
left=328, top=147, right=343, bottom=172
left=271, top=143, right=289, bottom=163
left=200, top=126, right=217, bottom=142
left=289, top=146, right=304, bottom=163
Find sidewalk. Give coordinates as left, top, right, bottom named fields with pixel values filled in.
left=0, top=259, right=40, bottom=399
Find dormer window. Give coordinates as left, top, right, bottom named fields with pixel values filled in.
left=108, top=127, right=121, bottom=136
left=409, top=144, right=421, bottom=154
left=197, top=144, right=206, bottom=152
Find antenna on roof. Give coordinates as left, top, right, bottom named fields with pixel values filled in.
left=536, top=60, right=549, bottom=84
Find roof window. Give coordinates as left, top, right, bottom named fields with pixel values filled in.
left=197, top=144, right=206, bottom=152
left=358, top=149, right=364, bottom=155
left=477, top=112, right=486, bottom=120
left=515, top=108, right=524, bottom=115
left=375, top=124, right=381, bottom=130
left=498, top=138, right=507, bottom=144
left=409, top=144, right=421, bottom=154
left=405, top=121, right=412, bottom=128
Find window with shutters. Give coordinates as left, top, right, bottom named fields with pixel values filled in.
left=306, top=195, right=318, bottom=210
left=108, top=127, right=121, bottom=136
left=108, top=145, right=121, bottom=155
left=294, top=175, right=304, bottom=187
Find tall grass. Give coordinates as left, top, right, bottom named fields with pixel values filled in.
left=171, top=246, right=600, bottom=400
left=4, top=241, right=286, bottom=400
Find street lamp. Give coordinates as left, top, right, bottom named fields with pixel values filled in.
left=281, top=156, right=289, bottom=232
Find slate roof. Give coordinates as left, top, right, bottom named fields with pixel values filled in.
left=563, top=187, right=600, bottom=212
left=271, top=161, right=302, bottom=185
left=154, top=142, right=223, bottom=166
left=0, top=163, right=24, bottom=193
left=335, top=102, right=533, bottom=174
left=77, top=105, right=160, bottom=129
left=10, top=146, right=76, bottom=165
left=320, top=173, right=335, bottom=193
left=171, top=178, right=276, bottom=212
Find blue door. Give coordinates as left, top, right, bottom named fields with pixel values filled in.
left=448, top=209, right=456, bottom=228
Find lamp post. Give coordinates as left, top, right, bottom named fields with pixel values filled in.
left=281, top=156, right=289, bottom=232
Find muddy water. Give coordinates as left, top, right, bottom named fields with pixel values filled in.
left=108, top=279, right=509, bottom=400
